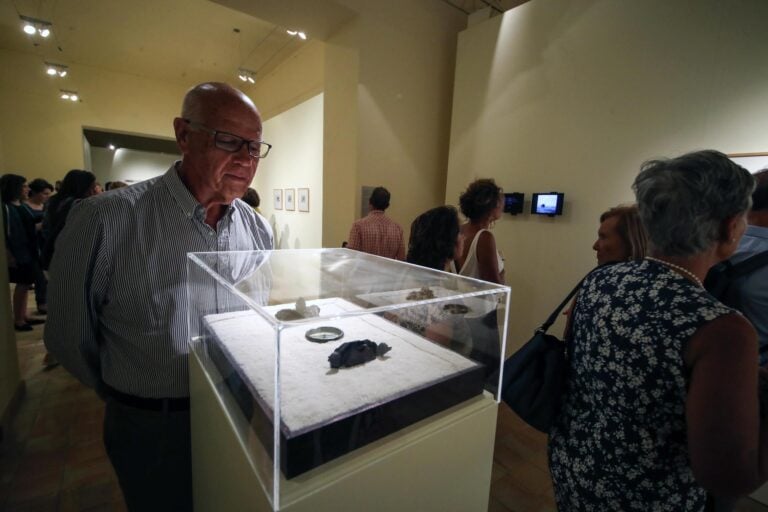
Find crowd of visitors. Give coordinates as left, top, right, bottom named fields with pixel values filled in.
left=352, top=152, right=768, bottom=511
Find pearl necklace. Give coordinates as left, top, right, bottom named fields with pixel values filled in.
left=645, top=257, right=703, bottom=288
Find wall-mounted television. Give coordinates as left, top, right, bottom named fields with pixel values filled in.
left=531, top=192, right=564, bottom=216
left=503, top=192, right=524, bottom=215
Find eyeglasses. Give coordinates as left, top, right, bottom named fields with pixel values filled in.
left=183, top=119, right=272, bottom=159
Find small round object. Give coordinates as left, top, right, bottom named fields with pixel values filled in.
left=443, top=303, right=470, bottom=315
left=305, top=326, right=344, bottom=343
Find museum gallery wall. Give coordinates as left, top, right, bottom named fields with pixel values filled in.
left=255, top=92, right=324, bottom=250
left=445, top=0, right=768, bottom=353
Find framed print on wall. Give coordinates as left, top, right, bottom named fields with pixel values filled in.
left=273, top=189, right=283, bottom=210
left=298, top=188, right=310, bottom=212
left=285, top=188, right=295, bottom=211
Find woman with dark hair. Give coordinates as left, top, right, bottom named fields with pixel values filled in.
left=407, top=205, right=462, bottom=271
left=42, top=169, right=96, bottom=270
left=24, top=178, right=54, bottom=313
left=549, top=150, right=767, bottom=511
left=456, top=179, right=504, bottom=284
left=400, top=205, right=470, bottom=349
left=1, top=173, right=44, bottom=330
left=242, top=187, right=261, bottom=214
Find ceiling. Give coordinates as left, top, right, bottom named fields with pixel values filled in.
left=1, top=0, right=311, bottom=88
left=440, top=0, right=529, bottom=15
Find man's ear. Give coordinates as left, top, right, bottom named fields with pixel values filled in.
left=173, top=117, right=190, bottom=152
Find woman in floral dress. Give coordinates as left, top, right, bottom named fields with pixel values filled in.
left=549, top=150, right=767, bottom=511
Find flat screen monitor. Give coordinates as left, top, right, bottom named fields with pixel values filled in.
left=503, top=193, right=524, bottom=215
left=531, top=192, right=564, bottom=216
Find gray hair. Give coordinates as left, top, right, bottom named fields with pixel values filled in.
left=632, top=150, right=754, bottom=257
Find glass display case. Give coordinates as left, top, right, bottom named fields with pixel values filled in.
left=187, top=249, right=510, bottom=510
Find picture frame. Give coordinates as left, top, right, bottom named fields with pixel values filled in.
left=273, top=189, right=283, bottom=210
left=729, top=152, right=768, bottom=174
left=285, top=188, right=295, bottom=211
left=298, top=188, right=310, bottom=212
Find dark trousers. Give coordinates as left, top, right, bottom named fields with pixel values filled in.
left=103, top=399, right=193, bottom=511
left=33, top=264, right=47, bottom=308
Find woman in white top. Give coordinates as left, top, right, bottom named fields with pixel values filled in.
left=456, top=179, right=504, bottom=284
left=455, top=179, right=505, bottom=380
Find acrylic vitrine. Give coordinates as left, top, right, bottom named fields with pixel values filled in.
left=187, top=249, right=510, bottom=511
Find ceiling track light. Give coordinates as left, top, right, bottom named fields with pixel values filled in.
left=237, top=68, right=256, bottom=84
left=20, top=15, right=53, bottom=38
left=44, top=61, right=69, bottom=77
left=286, top=29, right=307, bottom=40
left=59, top=89, right=79, bottom=102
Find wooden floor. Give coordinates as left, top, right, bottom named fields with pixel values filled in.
left=2, top=290, right=768, bottom=511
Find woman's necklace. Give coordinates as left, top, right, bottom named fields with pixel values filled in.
left=645, top=257, right=703, bottom=288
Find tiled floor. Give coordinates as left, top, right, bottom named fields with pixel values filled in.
left=2, top=290, right=768, bottom=511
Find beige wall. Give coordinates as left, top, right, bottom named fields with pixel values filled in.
left=0, top=49, right=186, bottom=182
left=321, top=19, right=360, bottom=248
left=446, top=0, right=768, bottom=352
left=248, top=40, right=325, bottom=122
left=332, top=0, right=465, bottom=246
left=255, top=93, right=324, bottom=249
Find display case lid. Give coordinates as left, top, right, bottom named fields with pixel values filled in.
left=187, top=249, right=510, bottom=326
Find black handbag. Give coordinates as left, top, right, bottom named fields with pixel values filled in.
left=500, top=278, right=584, bottom=433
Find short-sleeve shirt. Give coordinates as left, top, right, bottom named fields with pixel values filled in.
left=347, top=210, right=405, bottom=260
left=549, top=260, right=733, bottom=511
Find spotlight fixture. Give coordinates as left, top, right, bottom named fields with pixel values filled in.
left=44, top=62, right=68, bottom=77
left=20, top=15, right=53, bottom=38
left=286, top=29, right=307, bottom=40
left=59, top=89, right=79, bottom=102
left=108, top=144, right=116, bottom=151
left=237, top=68, right=256, bottom=84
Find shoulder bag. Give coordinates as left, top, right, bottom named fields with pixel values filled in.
left=500, top=276, right=585, bottom=433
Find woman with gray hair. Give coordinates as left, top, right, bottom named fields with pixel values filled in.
left=548, top=150, right=766, bottom=511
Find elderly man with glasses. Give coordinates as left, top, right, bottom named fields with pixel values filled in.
left=45, top=82, right=273, bottom=511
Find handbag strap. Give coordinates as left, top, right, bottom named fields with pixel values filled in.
left=537, top=263, right=624, bottom=334
left=537, top=278, right=585, bottom=333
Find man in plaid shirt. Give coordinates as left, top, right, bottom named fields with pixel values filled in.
left=347, top=187, right=405, bottom=260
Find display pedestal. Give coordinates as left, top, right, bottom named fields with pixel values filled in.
left=190, top=349, right=498, bottom=512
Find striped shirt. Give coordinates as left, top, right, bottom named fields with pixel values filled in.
left=44, top=164, right=273, bottom=398
left=347, top=210, right=405, bottom=260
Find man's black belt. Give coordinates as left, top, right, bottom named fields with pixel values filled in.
left=104, top=385, right=190, bottom=412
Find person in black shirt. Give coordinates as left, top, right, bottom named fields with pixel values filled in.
left=1, top=174, right=43, bottom=330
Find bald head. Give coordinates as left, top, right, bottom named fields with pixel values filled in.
left=181, top=82, right=260, bottom=125
left=173, top=82, right=265, bottom=217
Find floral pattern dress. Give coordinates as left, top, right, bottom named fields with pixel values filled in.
left=548, top=260, right=734, bottom=511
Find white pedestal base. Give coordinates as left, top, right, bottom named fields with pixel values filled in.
left=190, top=349, right=498, bottom=512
